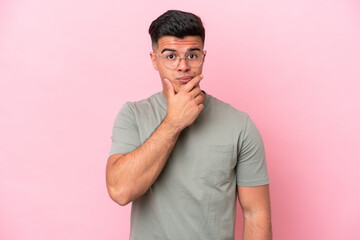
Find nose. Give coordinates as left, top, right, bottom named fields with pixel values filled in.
left=177, top=57, right=190, bottom=72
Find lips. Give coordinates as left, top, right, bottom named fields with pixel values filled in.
left=177, top=76, right=192, bottom=83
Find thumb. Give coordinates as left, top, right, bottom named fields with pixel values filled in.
left=164, top=78, right=175, bottom=97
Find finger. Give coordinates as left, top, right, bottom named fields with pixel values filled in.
left=181, top=74, right=203, bottom=93
left=164, top=78, right=175, bottom=97
left=189, top=86, right=202, bottom=98
left=198, top=103, right=204, bottom=112
left=194, top=93, right=204, bottom=105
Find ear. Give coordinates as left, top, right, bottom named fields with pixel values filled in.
left=202, top=50, right=207, bottom=63
left=150, top=52, right=158, bottom=71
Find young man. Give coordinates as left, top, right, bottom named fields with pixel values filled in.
left=106, top=10, right=272, bottom=240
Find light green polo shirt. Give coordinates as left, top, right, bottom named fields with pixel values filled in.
left=109, top=92, right=269, bottom=240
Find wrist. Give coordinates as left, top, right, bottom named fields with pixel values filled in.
left=162, top=117, right=183, bottom=135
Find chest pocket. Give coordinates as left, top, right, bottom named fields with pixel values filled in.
left=195, top=144, right=237, bottom=186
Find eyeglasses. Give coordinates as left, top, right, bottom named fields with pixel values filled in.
left=155, top=50, right=206, bottom=70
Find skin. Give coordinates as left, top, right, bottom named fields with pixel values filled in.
left=106, top=35, right=272, bottom=239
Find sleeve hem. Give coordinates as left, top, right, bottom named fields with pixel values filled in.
left=236, top=178, right=270, bottom=187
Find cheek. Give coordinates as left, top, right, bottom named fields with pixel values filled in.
left=157, top=65, right=170, bottom=78
left=195, top=66, right=204, bottom=75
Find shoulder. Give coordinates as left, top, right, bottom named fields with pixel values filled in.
left=127, top=92, right=160, bottom=107
left=115, top=92, right=166, bottom=127
left=121, top=92, right=165, bottom=113
left=206, top=93, right=250, bottom=123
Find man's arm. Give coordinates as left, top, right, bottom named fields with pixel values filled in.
left=106, top=75, right=204, bottom=206
left=237, top=184, right=272, bottom=240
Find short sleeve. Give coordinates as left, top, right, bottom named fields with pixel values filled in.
left=236, top=116, right=270, bottom=186
left=109, top=102, right=141, bottom=157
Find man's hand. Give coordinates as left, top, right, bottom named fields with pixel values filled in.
left=163, top=75, right=205, bottom=131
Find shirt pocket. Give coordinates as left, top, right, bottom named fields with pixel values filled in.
left=196, top=144, right=237, bottom=186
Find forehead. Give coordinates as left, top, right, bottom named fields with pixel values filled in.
left=156, top=36, right=203, bottom=52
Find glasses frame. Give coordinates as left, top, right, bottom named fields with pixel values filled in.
left=154, top=50, right=207, bottom=70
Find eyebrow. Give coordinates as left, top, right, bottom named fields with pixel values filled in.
left=161, top=48, right=176, bottom=54
left=161, top=47, right=202, bottom=54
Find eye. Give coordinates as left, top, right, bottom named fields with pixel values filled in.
left=188, top=53, right=198, bottom=59
left=166, top=54, right=176, bottom=60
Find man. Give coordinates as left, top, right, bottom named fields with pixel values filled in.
left=106, top=10, right=272, bottom=240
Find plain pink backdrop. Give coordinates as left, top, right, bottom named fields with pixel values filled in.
left=1, top=0, right=360, bottom=239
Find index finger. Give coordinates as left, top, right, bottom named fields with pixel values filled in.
left=180, top=75, right=203, bottom=93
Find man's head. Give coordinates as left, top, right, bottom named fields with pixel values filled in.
left=149, top=10, right=205, bottom=49
left=149, top=10, right=206, bottom=94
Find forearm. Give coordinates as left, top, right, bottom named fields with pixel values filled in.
left=243, top=213, right=272, bottom=240
left=106, top=118, right=181, bottom=205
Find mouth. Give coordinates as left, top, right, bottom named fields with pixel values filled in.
left=177, top=75, right=192, bottom=84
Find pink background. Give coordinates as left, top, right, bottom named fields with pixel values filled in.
left=1, top=0, right=360, bottom=239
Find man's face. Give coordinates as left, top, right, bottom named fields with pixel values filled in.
left=150, top=36, right=205, bottom=93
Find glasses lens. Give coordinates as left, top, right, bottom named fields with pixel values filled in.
left=186, top=51, right=203, bottom=68
left=162, top=53, right=178, bottom=69
left=162, top=51, right=204, bottom=69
